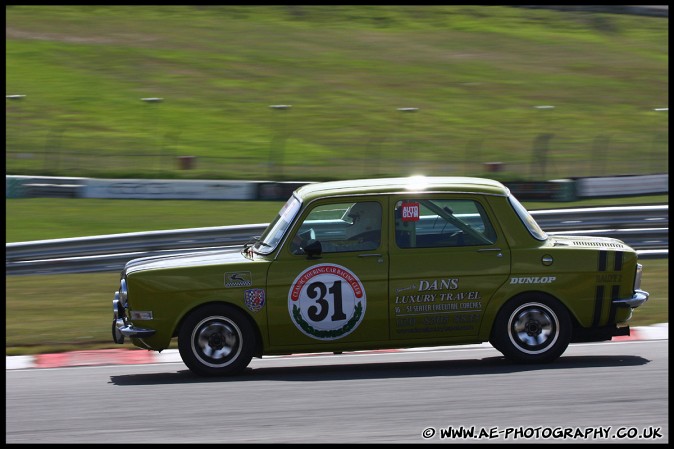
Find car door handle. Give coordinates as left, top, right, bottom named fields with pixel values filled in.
left=477, top=248, right=503, bottom=257
left=358, top=253, right=384, bottom=263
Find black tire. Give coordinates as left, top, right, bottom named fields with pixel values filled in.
left=178, top=304, right=255, bottom=376
left=491, top=295, right=571, bottom=363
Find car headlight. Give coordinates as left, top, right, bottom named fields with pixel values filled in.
left=634, top=264, right=643, bottom=290
left=119, top=277, right=128, bottom=307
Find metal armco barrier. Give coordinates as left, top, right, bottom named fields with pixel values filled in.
left=530, top=205, right=668, bottom=230
left=5, top=206, right=668, bottom=275
left=6, top=223, right=268, bottom=262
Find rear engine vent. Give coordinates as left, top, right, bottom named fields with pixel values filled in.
left=571, top=240, right=625, bottom=249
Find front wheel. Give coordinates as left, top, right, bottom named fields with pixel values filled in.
left=491, top=295, right=571, bottom=363
left=178, top=304, right=255, bottom=376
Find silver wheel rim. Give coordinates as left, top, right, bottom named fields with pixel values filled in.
left=191, top=316, right=242, bottom=368
left=508, top=302, right=559, bottom=355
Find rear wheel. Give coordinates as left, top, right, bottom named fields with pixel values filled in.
left=491, top=295, right=571, bottom=363
left=178, top=304, right=255, bottom=376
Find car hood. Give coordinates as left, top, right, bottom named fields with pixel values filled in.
left=124, top=247, right=251, bottom=275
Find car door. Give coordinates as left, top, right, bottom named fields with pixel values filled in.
left=266, top=197, right=389, bottom=349
left=388, top=194, right=511, bottom=340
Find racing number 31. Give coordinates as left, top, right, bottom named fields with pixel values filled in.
left=288, top=264, right=368, bottom=340
left=307, top=280, right=347, bottom=322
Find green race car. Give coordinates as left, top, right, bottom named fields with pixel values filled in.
left=112, top=176, right=649, bottom=376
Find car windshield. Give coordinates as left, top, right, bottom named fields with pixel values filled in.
left=508, top=194, right=547, bottom=241
left=254, top=195, right=302, bottom=254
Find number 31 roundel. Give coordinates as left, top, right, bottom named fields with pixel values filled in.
left=288, top=263, right=367, bottom=340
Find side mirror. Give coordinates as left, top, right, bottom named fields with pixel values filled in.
left=303, top=240, right=322, bottom=259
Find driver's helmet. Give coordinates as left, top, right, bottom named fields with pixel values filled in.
left=345, top=202, right=381, bottom=239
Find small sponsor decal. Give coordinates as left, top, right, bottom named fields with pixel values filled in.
left=225, top=271, right=252, bottom=288
left=401, top=202, right=420, bottom=222
left=510, top=276, right=556, bottom=284
left=395, top=283, right=418, bottom=295
left=244, top=289, right=266, bottom=312
left=288, top=263, right=366, bottom=340
left=597, top=273, right=622, bottom=283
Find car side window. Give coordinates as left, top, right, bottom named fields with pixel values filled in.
left=394, top=199, right=496, bottom=249
left=290, top=201, right=382, bottom=254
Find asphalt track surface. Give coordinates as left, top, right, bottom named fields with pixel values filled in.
left=6, top=325, right=668, bottom=444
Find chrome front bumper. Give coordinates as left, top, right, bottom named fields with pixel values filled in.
left=613, top=289, right=649, bottom=309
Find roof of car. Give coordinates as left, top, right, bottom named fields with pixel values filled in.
left=294, top=176, right=509, bottom=202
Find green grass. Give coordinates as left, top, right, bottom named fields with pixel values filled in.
left=5, top=6, right=668, bottom=181
left=5, top=198, right=283, bottom=242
